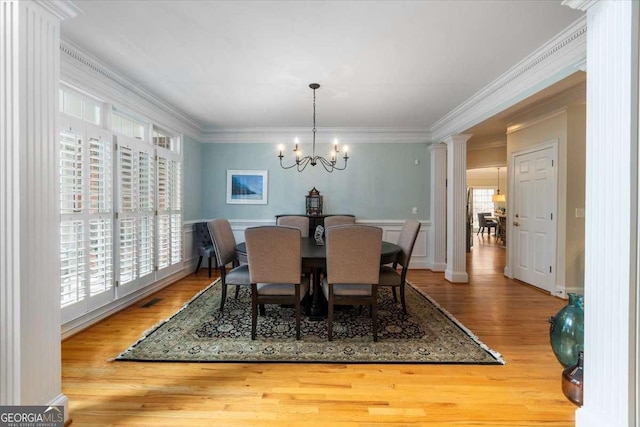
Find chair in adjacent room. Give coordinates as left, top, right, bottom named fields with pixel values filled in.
left=476, top=212, right=497, bottom=236
left=322, top=225, right=382, bottom=342
left=378, top=219, right=421, bottom=314
left=245, top=226, right=310, bottom=340
left=208, top=219, right=251, bottom=312
left=276, top=215, right=310, bottom=237
left=323, top=215, right=355, bottom=229
left=194, top=222, right=216, bottom=277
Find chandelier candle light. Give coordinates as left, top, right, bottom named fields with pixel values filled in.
left=278, top=83, right=349, bottom=172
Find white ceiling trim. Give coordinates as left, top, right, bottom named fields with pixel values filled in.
left=431, top=15, right=587, bottom=143
left=60, top=39, right=202, bottom=139
left=200, top=127, right=431, bottom=144
left=467, top=135, right=507, bottom=151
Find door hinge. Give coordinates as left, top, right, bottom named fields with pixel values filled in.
left=550, top=213, right=553, bottom=220
left=155, top=266, right=159, bottom=272
left=115, top=280, right=120, bottom=288
left=115, top=212, right=119, bottom=219
left=552, top=160, right=554, bottom=167
left=549, top=266, right=552, bottom=273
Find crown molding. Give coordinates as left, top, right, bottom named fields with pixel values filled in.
left=60, top=38, right=202, bottom=139
left=200, top=127, right=432, bottom=144
left=506, top=108, right=568, bottom=135
left=467, top=134, right=507, bottom=151
left=34, top=0, right=81, bottom=20
left=431, top=15, right=586, bottom=143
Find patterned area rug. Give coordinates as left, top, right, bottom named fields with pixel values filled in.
left=117, top=279, right=504, bottom=364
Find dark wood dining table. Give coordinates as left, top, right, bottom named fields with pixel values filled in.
left=235, top=237, right=401, bottom=320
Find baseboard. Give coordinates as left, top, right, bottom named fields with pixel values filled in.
left=445, top=269, right=469, bottom=283
left=429, top=261, right=447, bottom=272
left=49, top=393, right=69, bottom=424
left=61, top=268, right=193, bottom=339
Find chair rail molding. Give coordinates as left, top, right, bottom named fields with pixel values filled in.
left=431, top=16, right=586, bottom=143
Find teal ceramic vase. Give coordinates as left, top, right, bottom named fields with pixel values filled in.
left=548, top=293, right=584, bottom=368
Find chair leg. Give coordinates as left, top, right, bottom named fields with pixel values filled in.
left=400, top=283, right=407, bottom=314
left=220, top=283, right=228, bottom=312
left=372, top=285, right=378, bottom=342
left=391, top=287, right=398, bottom=302
left=295, top=286, right=301, bottom=340
left=251, top=284, right=258, bottom=340
left=194, top=255, right=203, bottom=274
left=208, top=256, right=212, bottom=277
left=234, top=285, right=240, bottom=299
left=327, top=286, right=334, bottom=341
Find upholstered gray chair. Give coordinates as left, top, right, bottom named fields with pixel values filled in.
left=477, top=213, right=497, bottom=236
left=378, top=219, right=421, bottom=314
left=322, top=225, right=382, bottom=342
left=208, top=219, right=250, bottom=312
left=194, top=222, right=216, bottom=277
left=245, top=226, right=310, bottom=340
left=323, top=215, right=355, bottom=229
left=276, top=215, right=310, bottom=237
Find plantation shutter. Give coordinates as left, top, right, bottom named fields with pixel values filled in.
left=60, top=116, right=114, bottom=322
left=156, top=148, right=182, bottom=277
left=116, top=135, right=155, bottom=295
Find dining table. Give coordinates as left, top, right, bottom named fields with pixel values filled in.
left=235, top=236, right=401, bottom=320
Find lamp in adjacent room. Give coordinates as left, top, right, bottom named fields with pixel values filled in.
left=492, top=167, right=506, bottom=202
left=278, top=83, right=349, bottom=173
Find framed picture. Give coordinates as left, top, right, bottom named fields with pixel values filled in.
left=226, top=170, right=268, bottom=204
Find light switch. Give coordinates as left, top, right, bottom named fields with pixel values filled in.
left=412, top=207, right=418, bottom=214
left=414, top=159, right=420, bottom=165
left=575, top=208, right=585, bottom=218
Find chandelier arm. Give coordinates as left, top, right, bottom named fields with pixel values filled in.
left=296, top=156, right=312, bottom=172
left=279, top=156, right=302, bottom=170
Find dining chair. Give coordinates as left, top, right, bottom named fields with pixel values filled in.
left=194, top=222, right=216, bottom=277
left=322, top=224, right=382, bottom=342
left=323, top=215, right=355, bottom=229
left=378, top=219, right=421, bottom=314
left=245, top=226, right=310, bottom=340
left=276, top=215, right=310, bottom=237
left=208, top=219, right=251, bottom=312
left=476, top=213, right=497, bottom=236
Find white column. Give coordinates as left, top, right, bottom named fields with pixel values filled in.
left=443, top=134, right=471, bottom=283
left=0, top=0, right=77, bottom=419
left=428, top=143, right=447, bottom=271
left=563, top=1, right=638, bottom=426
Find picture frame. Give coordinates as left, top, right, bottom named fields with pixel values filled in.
left=226, top=169, right=268, bottom=204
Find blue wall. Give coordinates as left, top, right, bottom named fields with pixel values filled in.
left=182, top=135, right=203, bottom=221
left=196, top=142, right=430, bottom=221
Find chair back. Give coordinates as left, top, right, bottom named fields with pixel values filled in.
left=477, top=213, right=491, bottom=227
left=396, top=220, right=421, bottom=268
left=245, top=226, right=302, bottom=284
left=323, top=215, right=355, bottom=229
left=326, top=225, right=382, bottom=284
left=276, top=216, right=309, bottom=237
left=195, top=222, right=213, bottom=248
left=208, top=219, right=237, bottom=266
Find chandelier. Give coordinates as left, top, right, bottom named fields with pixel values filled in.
left=278, top=83, right=349, bottom=172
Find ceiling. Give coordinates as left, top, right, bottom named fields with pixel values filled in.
left=61, top=1, right=583, bottom=134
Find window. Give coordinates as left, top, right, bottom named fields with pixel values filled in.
left=59, top=87, right=183, bottom=322
left=470, top=188, right=496, bottom=231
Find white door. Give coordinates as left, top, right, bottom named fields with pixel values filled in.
left=512, top=144, right=557, bottom=292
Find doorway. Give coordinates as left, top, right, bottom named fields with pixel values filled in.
left=510, top=141, right=558, bottom=293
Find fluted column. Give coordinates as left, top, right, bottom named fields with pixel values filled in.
left=428, top=143, right=447, bottom=271
left=1, top=0, right=77, bottom=419
left=563, top=1, right=638, bottom=426
left=443, top=134, right=471, bottom=283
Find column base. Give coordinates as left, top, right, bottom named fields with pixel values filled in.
left=444, top=269, right=469, bottom=283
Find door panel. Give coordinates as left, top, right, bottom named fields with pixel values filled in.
left=513, top=145, right=557, bottom=292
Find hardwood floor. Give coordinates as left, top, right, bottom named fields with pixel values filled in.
left=62, top=235, right=575, bottom=426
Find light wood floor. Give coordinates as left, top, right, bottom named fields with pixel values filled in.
left=62, top=234, right=576, bottom=426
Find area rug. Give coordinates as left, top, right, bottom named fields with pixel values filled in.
left=117, top=279, right=504, bottom=364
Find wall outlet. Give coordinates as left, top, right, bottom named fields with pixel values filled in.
left=412, top=207, right=418, bottom=214
left=414, top=159, right=420, bottom=165
left=575, top=208, right=585, bottom=218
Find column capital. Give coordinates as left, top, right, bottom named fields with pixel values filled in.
left=442, top=134, right=472, bottom=145
left=428, top=142, right=447, bottom=152
left=562, top=0, right=599, bottom=12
